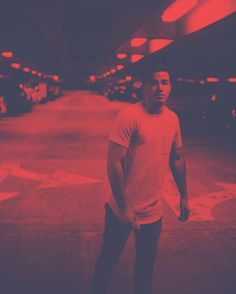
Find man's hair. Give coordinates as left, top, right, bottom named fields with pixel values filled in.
left=142, top=64, right=171, bottom=83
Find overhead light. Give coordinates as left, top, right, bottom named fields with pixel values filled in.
left=125, top=75, right=133, bottom=82
left=161, top=0, right=198, bottom=22
left=89, top=75, right=96, bottom=82
left=130, top=38, right=147, bottom=47
left=53, top=75, right=59, bottom=81
left=116, top=53, right=127, bottom=59
left=211, top=94, right=217, bottom=102
left=23, top=67, right=30, bottom=72
left=31, top=70, right=37, bottom=75
left=10, top=63, right=21, bottom=69
left=37, top=72, right=42, bottom=77
left=181, top=0, right=236, bottom=35
left=2, top=51, right=13, bottom=58
left=227, top=78, right=236, bottom=83
left=116, top=64, right=124, bottom=70
left=206, top=77, right=219, bottom=83
left=184, top=78, right=194, bottom=83
left=130, top=54, right=144, bottom=63
left=232, top=109, right=236, bottom=118
left=149, top=39, right=174, bottom=53
left=133, top=80, right=143, bottom=88
left=110, top=68, right=116, bottom=74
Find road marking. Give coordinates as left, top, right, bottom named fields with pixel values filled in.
left=164, top=176, right=236, bottom=221
left=0, top=163, right=46, bottom=180
left=0, top=163, right=102, bottom=190
left=37, top=170, right=102, bottom=189
left=0, top=192, right=19, bottom=202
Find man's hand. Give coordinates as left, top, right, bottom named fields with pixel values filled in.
left=178, top=198, right=190, bottom=222
left=118, top=206, right=140, bottom=230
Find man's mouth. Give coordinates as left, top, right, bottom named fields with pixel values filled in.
left=155, top=93, right=164, bottom=98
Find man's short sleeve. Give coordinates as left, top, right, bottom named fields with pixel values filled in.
left=173, top=116, right=183, bottom=149
left=109, top=109, right=135, bottom=148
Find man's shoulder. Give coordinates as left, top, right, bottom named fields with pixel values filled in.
left=123, top=102, right=142, bottom=113
left=165, top=106, right=179, bottom=121
left=118, top=102, right=142, bottom=118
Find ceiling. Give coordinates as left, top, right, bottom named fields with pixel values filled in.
left=0, top=0, right=235, bottom=83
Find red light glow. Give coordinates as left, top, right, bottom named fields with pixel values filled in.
left=11, top=63, right=21, bottom=69
left=116, top=64, right=124, bottom=70
left=162, top=0, right=198, bottom=22
left=176, top=78, right=184, bottom=82
left=182, top=0, right=236, bottom=35
left=149, top=39, right=174, bottom=53
left=31, top=70, right=37, bottom=75
left=133, top=80, right=143, bottom=88
left=110, top=69, right=116, bottom=74
left=2, top=51, right=13, bottom=58
left=23, top=67, right=30, bottom=73
left=125, top=75, right=133, bottom=82
left=130, top=38, right=147, bottom=47
left=211, top=94, right=217, bottom=102
left=53, top=75, right=59, bottom=81
left=89, top=75, right=96, bottom=82
left=232, top=109, right=236, bottom=118
left=206, top=77, right=219, bottom=83
left=227, top=78, right=236, bottom=83
left=116, top=53, right=127, bottom=59
left=130, top=54, right=144, bottom=63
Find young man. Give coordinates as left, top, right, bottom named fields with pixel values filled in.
left=91, top=65, right=190, bottom=294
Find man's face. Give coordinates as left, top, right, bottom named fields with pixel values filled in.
left=144, top=71, right=172, bottom=110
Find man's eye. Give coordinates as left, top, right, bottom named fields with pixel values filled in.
left=162, top=80, right=170, bottom=85
left=149, top=79, right=170, bottom=86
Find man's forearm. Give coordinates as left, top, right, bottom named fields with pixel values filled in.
left=170, top=157, right=187, bottom=199
left=107, top=162, right=126, bottom=209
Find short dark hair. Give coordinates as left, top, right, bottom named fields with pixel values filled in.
left=143, top=64, right=171, bottom=83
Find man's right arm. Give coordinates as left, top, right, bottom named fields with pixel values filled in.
left=107, top=141, right=127, bottom=210
left=107, top=141, right=138, bottom=227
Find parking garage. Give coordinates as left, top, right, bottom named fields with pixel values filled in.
left=0, top=1, right=236, bottom=294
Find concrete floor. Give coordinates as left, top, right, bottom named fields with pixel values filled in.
left=0, top=90, right=236, bottom=294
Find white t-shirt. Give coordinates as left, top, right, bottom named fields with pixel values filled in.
left=108, top=102, right=183, bottom=224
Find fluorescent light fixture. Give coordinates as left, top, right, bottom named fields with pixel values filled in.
left=130, top=54, right=144, bottom=63
left=162, top=0, right=198, bottom=22
left=149, top=39, right=174, bottom=53
left=130, top=38, right=147, bottom=47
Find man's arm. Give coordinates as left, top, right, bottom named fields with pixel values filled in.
left=107, top=141, right=138, bottom=227
left=107, top=141, right=127, bottom=210
left=169, top=146, right=190, bottom=221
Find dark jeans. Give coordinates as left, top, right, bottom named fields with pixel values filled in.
left=91, top=203, right=162, bottom=294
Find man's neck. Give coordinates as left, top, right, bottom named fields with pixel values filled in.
left=142, top=101, right=165, bottom=115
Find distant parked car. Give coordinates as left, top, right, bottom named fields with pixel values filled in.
left=0, top=77, right=32, bottom=117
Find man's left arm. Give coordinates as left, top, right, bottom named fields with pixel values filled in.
left=169, top=146, right=190, bottom=222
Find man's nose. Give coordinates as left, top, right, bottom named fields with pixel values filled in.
left=155, top=83, right=163, bottom=91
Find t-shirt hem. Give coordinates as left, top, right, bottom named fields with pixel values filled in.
left=109, top=137, right=129, bottom=148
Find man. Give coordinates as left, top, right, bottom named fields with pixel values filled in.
left=91, top=65, right=190, bottom=294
